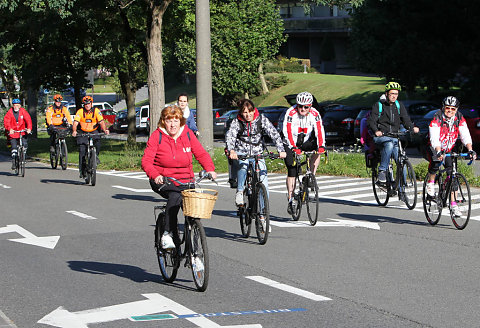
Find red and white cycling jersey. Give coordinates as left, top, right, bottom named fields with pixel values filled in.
left=429, top=111, right=472, bottom=152
left=282, top=105, right=325, bottom=149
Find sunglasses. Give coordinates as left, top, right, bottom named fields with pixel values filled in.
left=298, top=105, right=311, bottom=109
left=445, top=106, right=457, bottom=111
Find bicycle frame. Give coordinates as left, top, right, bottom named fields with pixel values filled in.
left=436, top=153, right=471, bottom=207
left=11, top=129, right=28, bottom=176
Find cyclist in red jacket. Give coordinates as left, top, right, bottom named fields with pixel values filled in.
left=142, top=105, right=217, bottom=249
left=3, top=98, right=32, bottom=169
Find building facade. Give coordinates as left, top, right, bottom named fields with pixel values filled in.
left=277, top=1, right=352, bottom=69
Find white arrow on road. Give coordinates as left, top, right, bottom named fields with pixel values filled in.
left=0, top=183, right=11, bottom=189
left=38, top=293, right=261, bottom=328
left=0, top=224, right=60, bottom=249
left=269, top=218, right=380, bottom=230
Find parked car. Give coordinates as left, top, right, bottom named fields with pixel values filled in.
left=93, top=102, right=114, bottom=111
left=112, top=109, right=139, bottom=133
left=213, top=110, right=238, bottom=136
left=459, top=106, right=480, bottom=149
left=136, top=105, right=149, bottom=133
left=258, top=106, right=289, bottom=129
left=353, top=109, right=371, bottom=140
left=67, top=104, right=79, bottom=121
left=415, top=109, right=438, bottom=138
left=101, top=109, right=116, bottom=129
left=322, top=105, right=366, bottom=143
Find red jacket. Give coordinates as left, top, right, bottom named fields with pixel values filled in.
left=3, top=107, right=32, bottom=139
left=142, top=126, right=215, bottom=185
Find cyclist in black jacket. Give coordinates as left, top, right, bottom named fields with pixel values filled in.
left=367, top=82, right=419, bottom=183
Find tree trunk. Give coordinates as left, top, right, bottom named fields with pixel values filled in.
left=259, top=62, right=269, bottom=94
left=146, top=0, right=172, bottom=136
left=26, top=87, right=38, bottom=138
left=118, top=69, right=137, bottom=146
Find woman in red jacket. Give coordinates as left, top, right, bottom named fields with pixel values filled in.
left=3, top=99, right=32, bottom=169
left=142, top=105, right=217, bottom=249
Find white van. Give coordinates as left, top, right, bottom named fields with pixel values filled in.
left=67, top=104, right=79, bottom=122
left=136, top=105, right=149, bottom=133
left=92, top=102, right=114, bottom=111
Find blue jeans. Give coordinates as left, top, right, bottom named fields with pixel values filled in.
left=236, top=155, right=269, bottom=210
left=374, top=136, right=398, bottom=172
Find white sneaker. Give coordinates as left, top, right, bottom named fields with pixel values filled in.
left=451, top=205, right=462, bottom=217
left=426, top=182, right=435, bottom=197
left=192, top=257, right=204, bottom=271
left=235, top=191, right=244, bottom=206
left=161, top=232, right=175, bottom=249
left=259, top=216, right=271, bottom=233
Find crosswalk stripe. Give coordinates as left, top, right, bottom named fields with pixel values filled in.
left=318, top=185, right=372, bottom=196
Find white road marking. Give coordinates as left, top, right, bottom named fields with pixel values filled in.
left=0, top=310, right=18, bottom=328
left=0, top=183, right=11, bottom=189
left=269, top=218, right=380, bottom=230
left=38, top=293, right=260, bottom=328
left=112, top=185, right=153, bottom=193
left=0, top=225, right=60, bottom=249
left=66, top=210, right=98, bottom=220
left=246, top=276, right=331, bottom=301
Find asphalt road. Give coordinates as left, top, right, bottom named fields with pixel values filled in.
left=1, top=155, right=480, bottom=327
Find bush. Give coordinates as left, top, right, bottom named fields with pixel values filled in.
left=264, top=56, right=311, bottom=73
left=265, top=74, right=290, bottom=89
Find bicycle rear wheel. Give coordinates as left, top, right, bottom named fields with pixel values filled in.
left=19, top=148, right=25, bottom=177
left=372, top=164, right=389, bottom=206
left=255, top=183, right=270, bottom=245
left=449, top=173, right=471, bottom=230
left=189, top=219, right=209, bottom=291
left=90, top=148, right=97, bottom=186
left=305, top=174, right=319, bottom=226
left=60, top=140, right=68, bottom=170
left=422, top=174, right=442, bottom=225
left=155, top=212, right=179, bottom=283
left=239, top=189, right=251, bottom=237
left=50, top=144, right=58, bottom=169
left=402, top=160, right=417, bottom=210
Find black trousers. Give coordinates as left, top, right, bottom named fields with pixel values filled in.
left=150, top=179, right=192, bottom=232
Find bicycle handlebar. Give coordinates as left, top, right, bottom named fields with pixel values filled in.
left=158, top=170, right=217, bottom=190
left=383, top=131, right=414, bottom=138
left=10, top=129, right=29, bottom=134
left=443, top=152, right=475, bottom=166
left=236, top=152, right=282, bottom=161
left=74, top=132, right=106, bottom=137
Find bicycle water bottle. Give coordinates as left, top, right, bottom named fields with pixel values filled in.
left=388, top=165, right=394, bottom=183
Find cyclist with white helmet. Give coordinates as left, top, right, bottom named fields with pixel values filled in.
left=282, top=91, right=325, bottom=214
left=425, top=96, right=476, bottom=216
left=367, top=82, right=419, bottom=186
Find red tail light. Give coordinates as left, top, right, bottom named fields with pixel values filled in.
left=216, top=112, right=220, bottom=118
left=354, top=119, right=360, bottom=126
left=341, top=118, right=354, bottom=124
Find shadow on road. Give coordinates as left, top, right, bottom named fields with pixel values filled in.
left=40, top=178, right=85, bottom=185
left=338, top=212, right=426, bottom=226
left=112, top=193, right=161, bottom=202
left=67, top=260, right=197, bottom=291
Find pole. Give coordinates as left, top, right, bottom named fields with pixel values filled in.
left=195, top=0, right=214, bottom=153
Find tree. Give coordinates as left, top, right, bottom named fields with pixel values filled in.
left=145, top=0, right=174, bottom=135
left=167, top=0, right=285, bottom=101
left=349, top=0, right=480, bottom=98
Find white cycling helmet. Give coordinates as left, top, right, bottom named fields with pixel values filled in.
left=296, top=91, right=313, bottom=106
left=443, top=96, right=460, bottom=108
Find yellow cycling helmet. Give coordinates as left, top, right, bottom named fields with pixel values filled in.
left=385, top=81, right=401, bottom=92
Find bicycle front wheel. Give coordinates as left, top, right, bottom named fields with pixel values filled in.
left=372, top=165, right=389, bottom=206
left=402, top=160, right=417, bottom=210
left=19, top=149, right=25, bottom=177
left=305, top=174, right=319, bottom=226
left=255, top=183, right=270, bottom=245
left=50, top=145, right=58, bottom=169
left=449, top=173, right=471, bottom=230
left=291, top=179, right=302, bottom=221
left=90, top=148, right=97, bottom=186
left=155, top=212, right=179, bottom=283
left=422, top=173, right=442, bottom=225
left=189, top=219, right=209, bottom=291
left=60, top=140, right=68, bottom=170
left=239, top=189, right=251, bottom=237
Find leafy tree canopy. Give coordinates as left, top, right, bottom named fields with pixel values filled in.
left=166, top=0, right=285, bottom=100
